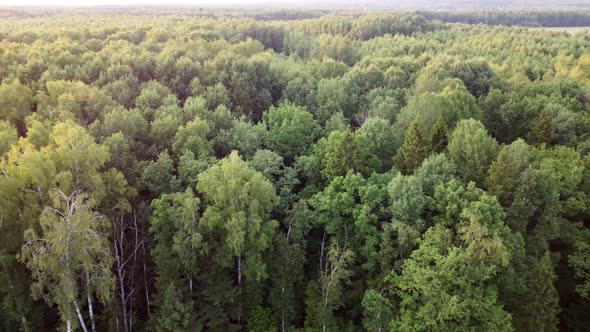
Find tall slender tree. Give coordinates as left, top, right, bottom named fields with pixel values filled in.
left=516, top=252, right=560, bottom=332
left=197, top=151, right=279, bottom=324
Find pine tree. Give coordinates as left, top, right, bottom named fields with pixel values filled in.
left=394, top=117, right=431, bottom=175
left=516, top=251, right=560, bottom=332
left=430, top=115, right=448, bottom=154
left=527, top=110, right=552, bottom=146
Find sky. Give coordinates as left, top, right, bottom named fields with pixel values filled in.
left=0, top=0, right=251, bottom=6
left=0, top=0, right=583, bottom=9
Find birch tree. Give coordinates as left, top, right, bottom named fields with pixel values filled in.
left=197, top=151, right=278, bottom=324
left=19, top=189, right=113, bottom=332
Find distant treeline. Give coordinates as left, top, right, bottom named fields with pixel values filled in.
left=417, top=10, right=590, bottom=27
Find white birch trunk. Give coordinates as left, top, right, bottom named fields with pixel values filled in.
left=86, top=272, right=96, bottom=332
left=74, top=300, right=89, bottom=332
left=67, top=308, right=72, bottom=332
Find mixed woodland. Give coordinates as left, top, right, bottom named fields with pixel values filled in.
left=0, top=8, right=590, bottom=332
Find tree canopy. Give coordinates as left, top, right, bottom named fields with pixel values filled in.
left=0, top=7, right=589, bottom=331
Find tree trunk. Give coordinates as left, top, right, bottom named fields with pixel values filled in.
left=237, top=255, right=242, bottom=295
left=74, top=300, right=89, bottom=332
left=281, top=285, right=286, bottom=332
left=130, top=212, right=140, bottom=332
left=143, top=256, right=150, bottom=316
left=118, top=265, right=129, bottom=332
left=237, top=254, right=242, bottom=325
left=86, top=272, right=96, bottom=332
left=67, top=308, right=72, bottom=332
left=114, top=217, right=130, bottom=332
left=141, top=222, right=151, bottom=317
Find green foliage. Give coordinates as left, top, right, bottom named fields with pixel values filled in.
left=388, top=174, right=426, bottom=226
left=570, top=229, right=590, bottom=299
left=263, top=103, right=319, bottom=161
left=172, top=117, right=212, bottom=158
left=268, top=202, right=310, bottom=330
left=361, top=289, right=392, bottom=332
left=310, top=171, right=390, bottom=271
left=150, top=189, right=202, bottom=284
left=140, top=150, right=180, bottom=196
left=0, top=120, right=18, bottom=156
left=486, top=139, right=532, bottom=207
left=39, top=80, right=114, bottom=124
left=506, top=167, right=561, bottom=255
left=19, top=189, right=114, bottom=330
left=99, top=107, right=149, bottom=141
left=197, top=151, right=279, bottom=281
left=216, top=117, right=268, bottom=159
left=315, top=129, right=380, bottom=181
left=389, top=192, right=514, bottom=331
left=516, top=252, right=560, bottom=332
left=305, top=237, right=354, bottom=331
left=448, top=119, right=499, bottom=186
left=394, top=117, right=431, bottom=175
left=397, top=79, right=480, bottom=135
left=414, top=153, right=457, bottom=196
left=0, top=9, right=588, bottom=331
left=527, top=110, right=553, bottom=146
left=250, top=149, right=284, bottom=181
left=247, top=306, right=277, bottom=332
left=359, top=117, right=398, bottom=171
left=149, top=189, right=204, bottom=331
left=430, top=115, right=448, bottom=154
left=0, top=79, right=33, bottom=133
left=135, top=80, right=176, bottom=112
left=204, top=82, right=232, bottom=110
left=152, top=283, right=199, bottom=332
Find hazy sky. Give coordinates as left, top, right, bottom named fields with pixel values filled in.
left=0, top=0, right=254, bottom=6
left=0, top=0, right=583, bottom=9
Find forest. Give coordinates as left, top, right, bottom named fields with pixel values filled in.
left=417, top=10, right=590, bottom=27
left=0, top=7, right=589, bottom=332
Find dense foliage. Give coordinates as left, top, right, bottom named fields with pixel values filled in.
left=0, top=8, right=589, bottom=332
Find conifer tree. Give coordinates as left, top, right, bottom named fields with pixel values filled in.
left=516, top=251, right=560, bottom=332
left=394, top=117, right=431, bottom=175
left=430, top=115, right=448, bottom=154
left=527, top=110, right=552, bottom=146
